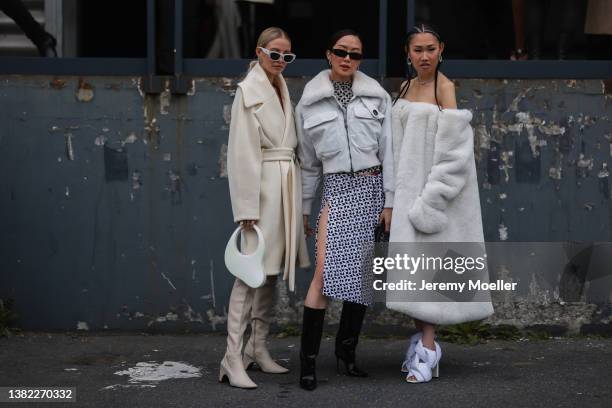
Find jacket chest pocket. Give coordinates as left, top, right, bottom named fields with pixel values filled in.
left=351, top=104, right=384, bottom=151
left=303, top=111, right=342, bottom=158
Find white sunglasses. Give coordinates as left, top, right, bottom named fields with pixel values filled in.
left=258, top=47, right=296, bottom=63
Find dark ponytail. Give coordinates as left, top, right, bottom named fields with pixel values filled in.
left=393, top=23, right=443, bottom=110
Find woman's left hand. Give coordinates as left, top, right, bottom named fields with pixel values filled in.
left=379, top=208, right=393, bottom=232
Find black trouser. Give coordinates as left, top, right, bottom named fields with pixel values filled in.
left=0, top=0, right=48, bottom=48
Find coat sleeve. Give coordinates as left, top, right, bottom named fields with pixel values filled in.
left=227, top=87, right=262, bottom=222
left=377, top=93, right=395, bottom=208
left=296, top=104, right=322, bottom=216
left=408, top=110, right=474, bottom=234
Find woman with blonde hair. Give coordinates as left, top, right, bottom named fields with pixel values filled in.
left=220, top=27, right=310, bottom=389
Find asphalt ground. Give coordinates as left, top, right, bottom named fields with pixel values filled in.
left=0, top=332, right=610, bottom=408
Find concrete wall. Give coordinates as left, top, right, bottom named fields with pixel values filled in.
left=1, top=75, right=611, bottom=335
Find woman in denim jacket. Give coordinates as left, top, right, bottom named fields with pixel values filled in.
left=296, top=29, right=394, bottom=391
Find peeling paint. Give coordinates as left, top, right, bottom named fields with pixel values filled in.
left=160, top=81, right=171, bottom=115
left=152, top=312, right=179, bottom=324
left=222, top=105, right=232, bottom=125
left=576, top=153, right=594, bottom=178
left=136, top=78, right=145, bottom=98
left=184, top=304, right=204, bottom=323
left=123, top=132, right=138, bottom=144
left=499, top=223, right=508, bottom=241
left=50, top=79, right=66, bottom=89
left=94, top=135, right=107, bottom=146
left=500, top=150, right=513, bottom=182
left=167, top=171, right=182, bottom=205
left=132, top=170, right=142, bottom=190
left=76, top=321, right=89, bottom=331
left=76, top=79, right=94, bottom=102
left=219, top=144, right=228, bottom=178
left=206, top=308, right=227, bottom=331
left=186, top=79, right=196, bottom=96
left=209, top=259, right=216, bottom=308
left=65, top=132, right=75, bottom=160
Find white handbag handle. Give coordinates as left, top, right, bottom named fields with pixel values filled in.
left=224, top=225, right=266, bottom=288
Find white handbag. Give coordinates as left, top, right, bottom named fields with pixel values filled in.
left=224, top=225, right=266, bottom=288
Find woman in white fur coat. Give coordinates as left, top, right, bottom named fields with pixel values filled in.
left=388, top=24, right=493, bottom=384
left=221, top=27, right=310, bottom=389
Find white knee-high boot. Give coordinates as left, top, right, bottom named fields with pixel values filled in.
left=219, top=278, right=257, bottom=388
left=243, top=276, right=289, bottom=374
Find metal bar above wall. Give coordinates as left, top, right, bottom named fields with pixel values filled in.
left=174, top=0, right=183, bottom=76
left=378, top=0, right=388, bottom=78
left=146, top=0, right=156, bottom=76
left=407, top=0, right=416, bottom=30
left=443, top=60, right=612, bottom=79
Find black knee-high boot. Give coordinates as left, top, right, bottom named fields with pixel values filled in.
left=335, top=301, right=368, bottom=377
left=299, top=306, right=326, bottom=391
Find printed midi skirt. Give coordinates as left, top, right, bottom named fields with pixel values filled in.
left=316, top=167, right=385, bottom=305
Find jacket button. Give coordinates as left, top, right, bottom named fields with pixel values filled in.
left=373, top=109, right=378, bottom=116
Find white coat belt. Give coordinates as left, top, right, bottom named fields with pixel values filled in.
left=261, top=147, right=300, bottom=291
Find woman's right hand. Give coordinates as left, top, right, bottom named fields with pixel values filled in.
left=239, top=220, right=256, bottom=230
left=303, top=215, right=314, bottom=237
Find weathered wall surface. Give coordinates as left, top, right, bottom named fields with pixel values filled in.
left=0, top=75, right=610, bottom=335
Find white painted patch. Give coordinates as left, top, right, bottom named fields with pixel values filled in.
left=113, top=361, right=202, bottom=384
left=498, top=223, right=508, bottom=241
left=65, top=133, right=75, bottom=160
left=76, top=321, right=89, bottom=331
left=209, top=259, right=216, bottom=308
left=132, top=170, right=142, bottom=190
left=163, top=153, right=171, bottom=161
left=101, top=384, right=157, bottom=390
left=160, top=86, right=171, bottom=115
left=187, top=79, right=196, bottom=96
left=223, top=104, right=232, bottom=125
left=94, top=135, right=107, bottom=146
left=123, top=132, right=138, bottom=144
left=598, top=163, right=609, bottom=178
left=154, top=312, right=179, bottom=324
left=65, top=187, right=70, bottom=198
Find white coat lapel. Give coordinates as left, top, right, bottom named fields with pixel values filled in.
left=239, top=63, right=286, bottom=146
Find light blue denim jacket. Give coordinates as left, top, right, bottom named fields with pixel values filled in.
left=296, top=70, right=395, bottom=215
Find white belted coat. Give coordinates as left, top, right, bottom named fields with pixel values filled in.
left=227, top=63, right=310, bottom=291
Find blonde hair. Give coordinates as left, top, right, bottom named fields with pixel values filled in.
left=248, top=27, right=291, bottom=71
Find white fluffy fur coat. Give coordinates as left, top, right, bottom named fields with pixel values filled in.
left=386, top=100, right=494, bottom=325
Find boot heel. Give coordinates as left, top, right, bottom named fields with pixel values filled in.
left=243, top=353, right=255, bottom=370
left=432, top=364, right=439, bottom=378
left=219, top=366, right=228, bottom=382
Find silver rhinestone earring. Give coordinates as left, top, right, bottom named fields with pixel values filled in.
left=439, top=54, right=443, bottom=63
left=407, top=58, right=412, bottom=66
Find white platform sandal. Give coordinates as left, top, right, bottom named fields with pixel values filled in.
left=401, top=332, right=423, bottom=373
left=405, top=339, right=441, bottom=383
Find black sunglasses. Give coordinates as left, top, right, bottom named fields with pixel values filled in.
left=331, top=48, right=363, bottom=60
